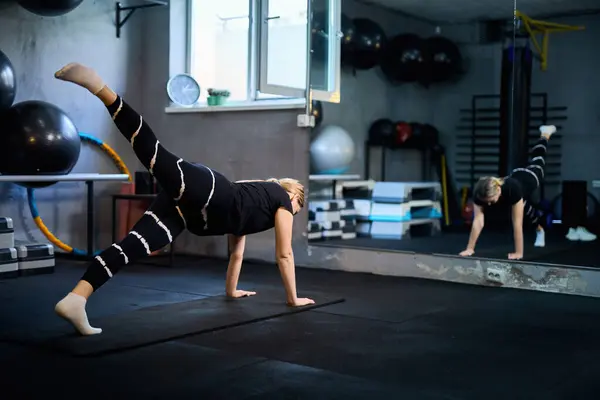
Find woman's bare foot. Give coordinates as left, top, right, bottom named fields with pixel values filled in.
left=540, top=125, right=556, bottom=140
left=54, top=62, right=105, bottom=95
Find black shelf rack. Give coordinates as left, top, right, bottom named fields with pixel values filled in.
left=116, top=1, right=167, bottom=38
left=365, top=141, right=433, bottom=182
left=455, top=93, right=567, bottom=198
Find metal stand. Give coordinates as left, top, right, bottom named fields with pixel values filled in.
left=116, top=1, right=167, bottom=38
left=364, top=142, right=431, bottom=182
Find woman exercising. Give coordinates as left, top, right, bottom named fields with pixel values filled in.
left=459, top=125, right=556, bottom=260
left=53, top=63, right=313, bottom=336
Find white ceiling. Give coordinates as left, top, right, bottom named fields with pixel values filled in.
left=365, top=0, right=600, bottom=23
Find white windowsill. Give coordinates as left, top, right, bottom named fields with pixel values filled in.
left=165, top=98, right=307, bottom=114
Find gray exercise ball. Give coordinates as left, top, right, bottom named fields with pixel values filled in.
left=310, top=125, right=356, bottom=174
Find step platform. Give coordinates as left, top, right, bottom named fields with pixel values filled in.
left=0, top=217, right=14, bottom=249
left=0, top=247, right=18, bottom=279
left=307, top=198, right=358, bottom=242
left=17, top=243, right=55, bottom=276
left=369, top=200, right=442, bottom=222
left=308, top=221, right=323, bottom=241
left=307, top=220, right=357, bottom=242
left=338, top=180, right=375, bottom=199
left=308, top=199, right=357, bottom=222
left=353, top=199, right=373, bottom=220
left=372, top=181, right=441, bottom=203
left=357, top=218, right=441, bottom=240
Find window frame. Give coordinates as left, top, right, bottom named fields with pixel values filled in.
left=257, top=0, right=307, bottom=99
left=310, top=0, right=342, bottom=103
left=180, top=0, right=341, bottom=111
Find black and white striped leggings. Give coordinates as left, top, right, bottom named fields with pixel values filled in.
left=81, top=96, right=228, bottom=291
left=510, top=136, right=548, bottom=227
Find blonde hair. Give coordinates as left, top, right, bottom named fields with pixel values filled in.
left=473, top=176, right=503, bottom=201
left=267, top=178, right=305, bottom=208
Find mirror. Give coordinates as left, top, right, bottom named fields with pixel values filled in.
left=307, top=0, right=598, bottom=268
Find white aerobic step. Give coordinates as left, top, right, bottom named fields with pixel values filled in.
left=372, top=181, right=441, bottom=203
left=357, top=218, right=441, bottom=240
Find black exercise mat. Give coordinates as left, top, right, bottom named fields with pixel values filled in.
left=1, top=290, right=344, bottom=357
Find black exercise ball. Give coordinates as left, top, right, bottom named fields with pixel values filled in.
left=421, top=36, right=463, bottom=84
left=368, top=118, right=395, bottom=145
left=311, top=10, right=328, bottom=63
left=421, top=124, right=440, bottom=146
left=311, top=12, right=355, bottom=66
left=410, top=122, right=423, bottom=137
left=340, top=14, right=356, bottom=65
left=0, top=101, right=81, bottom=184
left=312, top=100, right=323, bottom=128
left=381, top=34, right=426, bottom=84
left=0, top=49, right=16, bottom=112
left=351, top=18, right=387, bottom=70
left=17, top=0, right=83, bottom=17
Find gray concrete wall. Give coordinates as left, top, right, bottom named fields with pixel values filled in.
left=528, top=15, right=600, bottom=197
left=0, top=1, right=144, bottom=251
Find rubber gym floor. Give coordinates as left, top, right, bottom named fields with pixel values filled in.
left=2, top=256, right=600, bottom=399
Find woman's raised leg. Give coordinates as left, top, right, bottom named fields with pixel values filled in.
left=54, top=63, right=216, bottom=212
left=518, top=125, right=555, bottom=247
left=54, top=192, right=184, bottom=335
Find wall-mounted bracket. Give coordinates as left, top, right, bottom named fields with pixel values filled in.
left=116, top=1, right=168, bottom=38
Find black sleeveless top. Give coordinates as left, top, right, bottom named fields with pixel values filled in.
left=227, top=181, right=294, bottom=236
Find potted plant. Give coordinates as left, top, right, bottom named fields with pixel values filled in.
left=207, top=88, right=231, bottom=106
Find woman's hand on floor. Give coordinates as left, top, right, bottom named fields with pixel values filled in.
left=227, top=290, right=257, bottom=298
left=459, top=249, right=474, bottom=257
left=287, top=298, right=315, bottom=307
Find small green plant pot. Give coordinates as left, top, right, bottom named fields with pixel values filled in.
left=207, top=96, right=227, bottom=106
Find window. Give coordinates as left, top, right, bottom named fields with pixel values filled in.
left=259, top=0, right=308, bottom=99
left=188, top=0, right=341, bottom=106
left=189, top=0, right=251, bottom=102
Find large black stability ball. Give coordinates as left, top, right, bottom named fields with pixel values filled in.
left=381, top=34, right=426, bottom=84
left=350, top=18, right=387, bottom=70
left=340, top=14, right=356, bottom=65
left=17, top=0, right=84, bottom=17
left=368, top=118, right=395, bottom=145
left=0, top=49, right=16, bottom=112
left=421, top=36, right=463, bottom=84
left=0, top=100, right=81, bottom=184
left=310, top=10, right=328, bottom=63
left=311, top=12, right=355, bottom=65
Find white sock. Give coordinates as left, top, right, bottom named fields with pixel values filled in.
left=540, top=125, right=556, bottom=137
left=534, top=229, right=545, bottom=247
left=55, top=292, right=102, bottom=336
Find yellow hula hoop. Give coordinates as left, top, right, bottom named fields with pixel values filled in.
left=27, top=133, right=132, bottom=256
